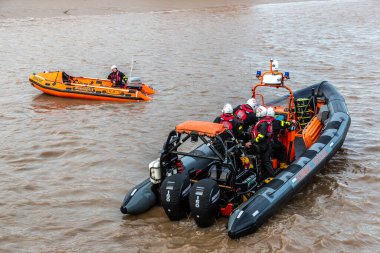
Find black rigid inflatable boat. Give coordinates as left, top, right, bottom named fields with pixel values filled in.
left=120, top=60, right=350, bottom=238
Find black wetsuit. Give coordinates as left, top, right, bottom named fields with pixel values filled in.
left=252, top=121, right=274, bottom=177
left=107, top=71, right=128, bottom=87
left=214, top=114, right=242, bottom=138
left=233, top=105, right=258, bottom=131
left=271, top=119, right=291, bottom=163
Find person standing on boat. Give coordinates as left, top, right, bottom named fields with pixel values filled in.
left=107, top=65, right=128, bottom=88
left=233, top=98, right=258, bottom=132
left=267, top=107, right=292, bottom=170
left=233, top=98, right=258, bottom=142
left=214, top=103, right=243, bottom=138
left=246, top=106, right=275, bottom=178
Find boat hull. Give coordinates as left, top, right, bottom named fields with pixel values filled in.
left=29, top=72, right=154, bottom=102
left=120, top=81, right=351, bottom=238
left=120, top=179, right=157, bottom=215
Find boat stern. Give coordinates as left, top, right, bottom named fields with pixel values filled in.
left=228, top=208, right=255, bottom=239
left=120, top=178, right=158, bottom=215
left=227, top=195, right=272, bottom=239
left=141, top=84, right=156, bottom=95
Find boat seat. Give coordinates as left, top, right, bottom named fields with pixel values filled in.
left=209, top=164, right=232, bottom=185
left=62, top=72, right=70, bottom=83
left=317, top=105, right=329, bottom=123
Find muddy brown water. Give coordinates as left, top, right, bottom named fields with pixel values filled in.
left=1, top=0, right=379, bottom=252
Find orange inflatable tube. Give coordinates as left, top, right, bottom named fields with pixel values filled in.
left=29, top=71, right=155, bottom=102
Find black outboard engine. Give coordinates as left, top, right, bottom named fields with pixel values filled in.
left=189, top=179, right=220, bottom=227
left=160, top=173, right=191, bottom=221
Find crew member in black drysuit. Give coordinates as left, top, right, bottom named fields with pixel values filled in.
left=246, top=105, right=275, bottom=178
left=267, top=107, right=293, bottom=170
left=233, top=98, right=258, bottom=141
left=107, top=65, right=128, bottom=88
left=214, top=103, right=243, bottom=138
left=233, top=98, right=258, bottom=131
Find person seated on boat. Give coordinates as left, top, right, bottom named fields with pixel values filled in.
left=62, top=72, right=71, bottom=83
left=107, top=65, right=128, bottom=88
left=214, top=103, right=243, bottom=138
left=233, top=98, right=258, bottom=132
left=267, top=107, right=292, bottom=170
left=245, top=106, right=275, bottom=178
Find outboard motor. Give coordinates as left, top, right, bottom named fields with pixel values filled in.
left=127, top=77, right=143, bottom=89
left=160, top=174, right=191, bottom=221
left=189, top=179, right=220, bottom=227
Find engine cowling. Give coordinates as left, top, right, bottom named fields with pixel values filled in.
left=189, top=179, right=220, bottom=227
left=160, top=174, right=191, bottom=221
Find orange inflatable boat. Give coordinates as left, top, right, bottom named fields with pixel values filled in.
left=29, top=71, right=155, bottom=102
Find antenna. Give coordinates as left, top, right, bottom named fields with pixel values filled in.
left=130, top=56, right=135, bottom=77
left=269, top=59, right=273, bottom=72
left=249, top=59, right=253, bottom=84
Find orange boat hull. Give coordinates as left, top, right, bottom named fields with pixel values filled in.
left=29, top=71, right=154, bottom=102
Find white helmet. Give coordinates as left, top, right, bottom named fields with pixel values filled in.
left=246, top=98, right=257, bottom=109
left=256, top=106, right=267, bottom=118
left=272, top=60, right=279, bottom=71
left=267, top=107, right=275, bottom=117
left=111, top=65, right=117, bottom=70
left=222, top=103, right=233, bottom=114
